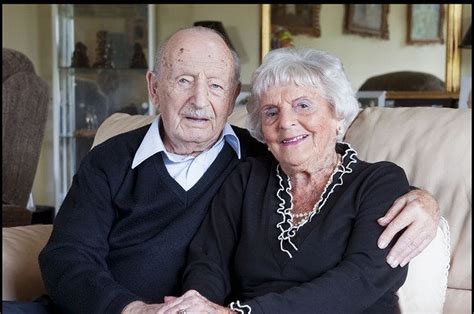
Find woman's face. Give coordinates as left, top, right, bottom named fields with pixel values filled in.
left=260, top=84, right=339, bottom=171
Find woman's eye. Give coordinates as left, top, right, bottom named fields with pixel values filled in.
left=263, top=108, right=278, bottom=118
left=178, top=78, right=190, bottom=84
left=297, top=102, right=310, bottom=109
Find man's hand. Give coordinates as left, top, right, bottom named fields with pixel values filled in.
left=122, top=300, right=164, bottom=314
left=377, top=189, right=440, bottom=268
left=158, top=290, right=233, bottom=314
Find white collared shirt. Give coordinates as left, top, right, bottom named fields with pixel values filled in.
left=132, top=116, right=241, bottom=191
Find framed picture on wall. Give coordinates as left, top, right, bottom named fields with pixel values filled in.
left=407, top=4, right=444, bottom=45
left=271, top=4, right=321, bottom=37
left=356, top=91, right=387, bottom=108
left=344, top=4, right=389, bottom=39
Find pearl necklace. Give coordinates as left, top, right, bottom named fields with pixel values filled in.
left=291, top=153, right=342, bottom=225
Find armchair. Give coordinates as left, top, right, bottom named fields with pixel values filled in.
left=2, top=48, right=50, bottom=227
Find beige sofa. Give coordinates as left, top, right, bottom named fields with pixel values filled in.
left=3, top=106, right=471, bottom=313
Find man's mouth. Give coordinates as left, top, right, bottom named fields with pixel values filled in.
left=281, top=134, right=308, bottom=145
left=186, top=116, right=209, bottom=122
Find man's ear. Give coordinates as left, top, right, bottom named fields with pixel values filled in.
left=146, top=71, right=160, bottom=112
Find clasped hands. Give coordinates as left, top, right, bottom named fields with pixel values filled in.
left=123, top=290, right=230, bottom=314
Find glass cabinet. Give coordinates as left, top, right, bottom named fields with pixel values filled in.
left=52, top=4, right=155, bottom=212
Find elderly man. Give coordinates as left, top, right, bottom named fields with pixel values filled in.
left=34, top=27, right=439, bottom=314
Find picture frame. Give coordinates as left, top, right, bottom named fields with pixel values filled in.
left=271, top=4, right=321, bottom=37
left=355, top=91, right=387, bottom=108
left=407, top=4, right=444, bottom=45
left=344, top=4, right=389, bottom=39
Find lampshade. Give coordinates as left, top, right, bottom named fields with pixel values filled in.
left=193, top=21, right=235, bottom=51
left=460, top=24, right=471, bottom=49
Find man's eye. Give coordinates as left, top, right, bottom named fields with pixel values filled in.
left=210, top=83, right=223, bottom=90
left=178, top=78, right=190, bottom=84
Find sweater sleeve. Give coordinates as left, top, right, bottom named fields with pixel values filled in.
left=234, top=162, right=410, bottom=314
left=38, top=153, right=140, bottom=314
left=182, top=164, right=247, bottom=304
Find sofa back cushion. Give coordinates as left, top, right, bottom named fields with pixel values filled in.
left=345, top=107, right=471, bottom=312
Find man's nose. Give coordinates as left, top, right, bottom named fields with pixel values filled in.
left=192, top=79, right=208, bottom=109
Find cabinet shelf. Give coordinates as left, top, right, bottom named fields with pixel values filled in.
left=53, top=4, right=155, bottom=211
left=74, top=129, right=97, bottom=138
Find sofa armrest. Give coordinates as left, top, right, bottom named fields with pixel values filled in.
left=2, top=224, right=53, bottom=301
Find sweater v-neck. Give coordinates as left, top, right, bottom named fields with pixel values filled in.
left=152, top=142, right=237, bottom=205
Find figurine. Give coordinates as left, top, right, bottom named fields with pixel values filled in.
left=70, top=41, right=90, bottom=68
left=130, top=43, right=147, bottom=68
left=93, top=30, right=115, bottom=69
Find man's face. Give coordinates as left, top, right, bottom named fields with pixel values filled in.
left=147, top=30, right=239, bottom=155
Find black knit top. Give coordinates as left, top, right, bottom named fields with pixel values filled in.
left=39, top=124, right=267, bottom=314
left=183, top=143, right=410, bottom=314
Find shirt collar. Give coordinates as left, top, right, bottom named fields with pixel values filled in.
left=132, top=115, right=241, bottom=169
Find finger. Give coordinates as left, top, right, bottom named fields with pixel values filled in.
left=377, top=211, right=412, bottom=249
left=386, top=227, right=424, bottom=268
left=158, top=295, right=188, bottom=313
left=377, top=196, right=408, bottom=226
left=164, top=296, right=177, bottom=303
left=164, top=299, right=212, bottom=314
left=161, top=292, right=205, bottom=313
left=399, top=236, right=433, bottom=267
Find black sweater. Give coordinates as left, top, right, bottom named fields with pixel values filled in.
left=38, top=124, right=267, bottom=314
left=183, top=143, right=410, bottom=314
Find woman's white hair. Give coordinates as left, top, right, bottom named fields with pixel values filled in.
left=246, top=47, right=360, bottom=142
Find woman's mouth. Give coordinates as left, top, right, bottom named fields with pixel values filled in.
left=281, top=134, right=308, bottom=145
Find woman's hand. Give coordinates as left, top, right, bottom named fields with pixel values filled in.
left=158, top=290, right=233, bottom=314
left=377, top=189, right=439, bottom=268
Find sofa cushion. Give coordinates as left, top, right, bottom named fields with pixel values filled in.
left=2, top=224, right=53, bottom=301
left=397, top=217, right=450, bottom=313
left=345, top=107, right=471, bottom=311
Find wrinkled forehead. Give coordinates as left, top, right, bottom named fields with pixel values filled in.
left=162, top=32, right=234, bottom=77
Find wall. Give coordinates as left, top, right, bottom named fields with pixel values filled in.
left=292, top=4, right=447, bottom=90
left=155, top=4, right=260, bottom=84
left=2, top=4, right=471, bottom=208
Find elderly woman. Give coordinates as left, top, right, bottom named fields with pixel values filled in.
left=160, top=48, right=410, bottom=314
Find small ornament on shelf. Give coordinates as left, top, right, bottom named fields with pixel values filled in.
left=130, top=43, right=148, bottom=68
left=93, top=30, right=115, bottom=69
left=70, top=42, right=90, bottom=68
